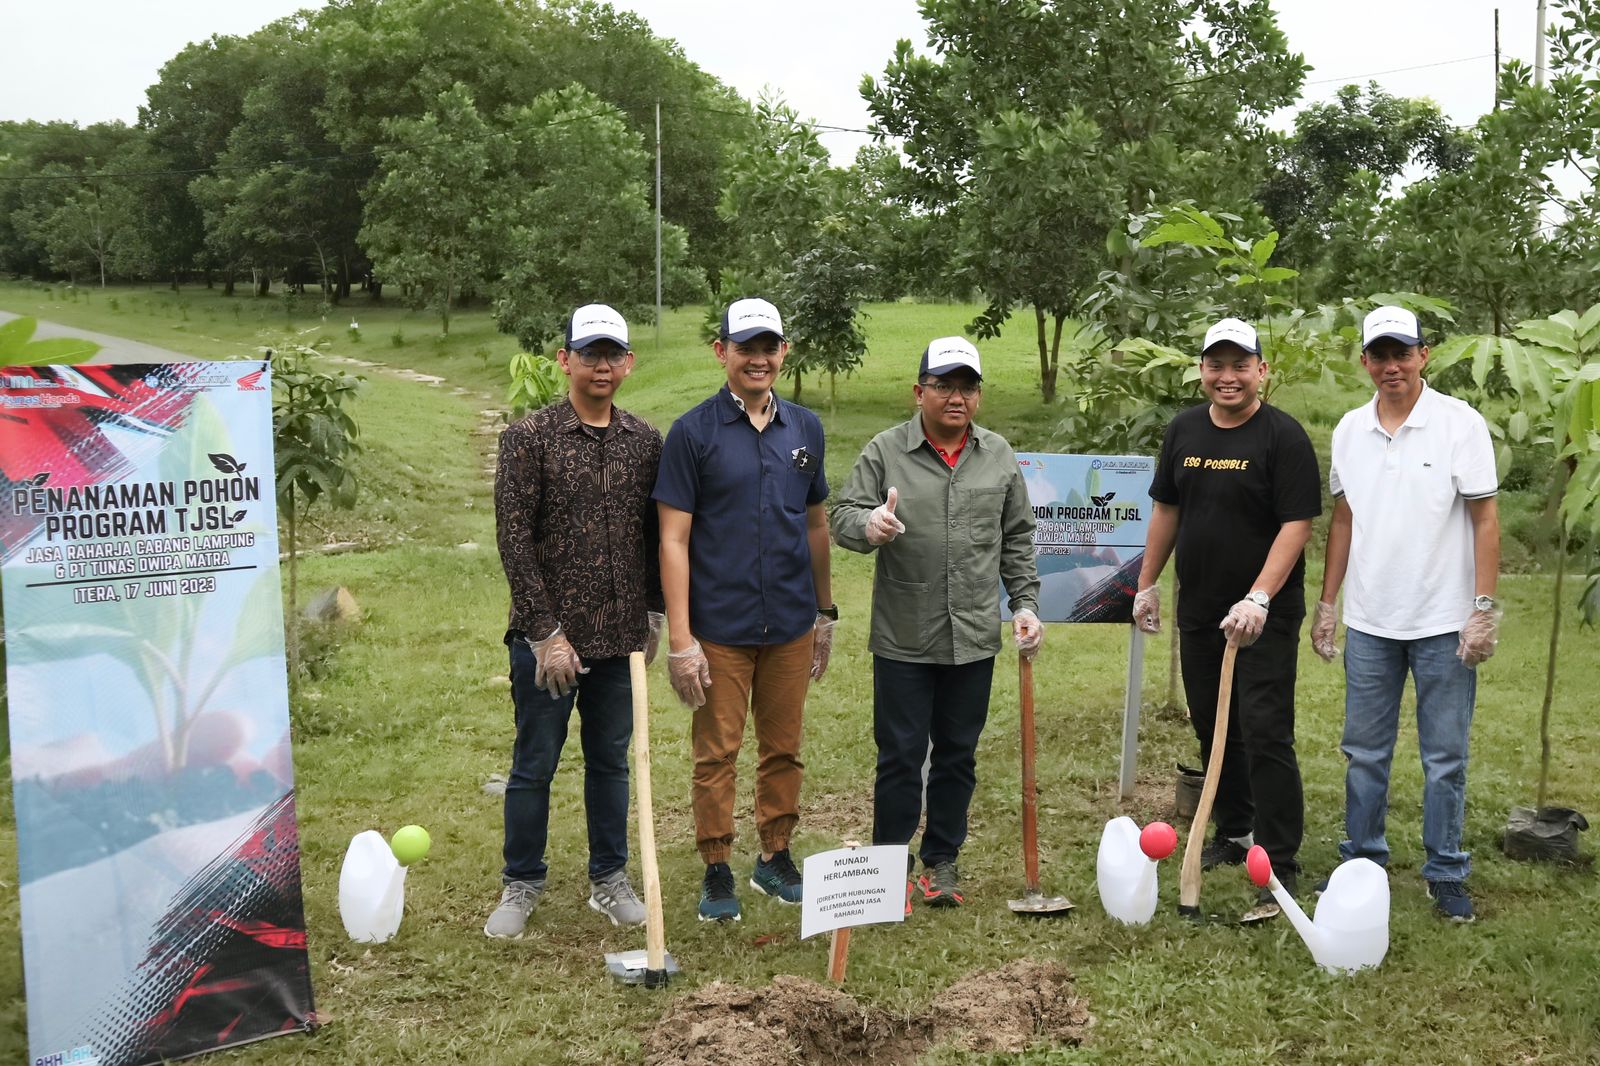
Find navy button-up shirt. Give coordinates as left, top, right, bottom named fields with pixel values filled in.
left=653, top=386, right=828, bottom=646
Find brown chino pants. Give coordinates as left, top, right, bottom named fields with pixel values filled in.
left=693, top=632, right=813, bottom=864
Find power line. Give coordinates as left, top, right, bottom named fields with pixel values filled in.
left=1303, top=53, right=1495, bottom=87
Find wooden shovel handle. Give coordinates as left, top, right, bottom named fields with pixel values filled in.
left=1179, top=640, right=1237, bottom=911
left=1019, top=653, right=1040, bottom=893
left=630, top=652, right=666, bottom=971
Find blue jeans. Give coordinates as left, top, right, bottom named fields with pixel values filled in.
left=1340, top=627, right=1476, bottom=882
left=502, top=640, right=631, bottom=884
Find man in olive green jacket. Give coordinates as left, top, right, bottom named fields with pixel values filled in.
left=833, top=337, right=1042, bottom=909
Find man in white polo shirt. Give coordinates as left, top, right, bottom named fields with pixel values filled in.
left=1312, top=305, right=1500, bottom=922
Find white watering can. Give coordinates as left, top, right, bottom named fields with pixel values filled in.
left=1096, top=816, right=1178, bottom=925
left=339, top=830, right=408, bottom=942
left=1246, top=846, right=1389, bottom=975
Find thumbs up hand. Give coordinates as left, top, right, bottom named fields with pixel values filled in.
left=866, top=486, right=907, bottom=545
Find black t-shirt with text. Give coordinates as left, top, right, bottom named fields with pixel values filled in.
left=1149, top=402, right=1322, bottom=630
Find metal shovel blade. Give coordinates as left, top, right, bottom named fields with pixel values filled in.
left=1007, top=890, right=1075, bottom=916
left=604, top=949, right=681, bottom=988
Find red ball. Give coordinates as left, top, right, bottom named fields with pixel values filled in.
left=1139, top=821, right=1178, bottom=860
left=1246, top=845, right=1273, bottom=887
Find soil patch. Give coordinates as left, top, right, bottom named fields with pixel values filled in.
left=644, top=961, right=1090, bottom=1065
left=928, top=959, right=1091, bottom=1053
left=644, top=975, right=919, bottom=1066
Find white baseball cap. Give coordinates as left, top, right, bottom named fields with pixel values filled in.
left=1201, top=318, right=1261, bottom=357
left=920, top=336, right=982, bottom=379
left=566, top=304, right=629, bottom=349
left=1362, top=305, right=1422, bottom=350
left=720, top=297, right=785, bottom=343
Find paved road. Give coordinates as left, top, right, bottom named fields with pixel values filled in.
left=0, top=310, right=194, bottom=365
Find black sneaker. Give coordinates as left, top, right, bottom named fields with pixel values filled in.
left=1313, top=876, right=1330, bottom=898
left=918, top=861, right=964, bottom=907
left=1428, top=880, right=1475, bottom=922
left=1200, top=836, right=1250, bottom=870
left=750, top=849, right=804, bottom=903
left=698, top=862, right=741, bottom=922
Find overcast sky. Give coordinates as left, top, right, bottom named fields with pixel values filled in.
left=2, top=0, right=1545, bottom=161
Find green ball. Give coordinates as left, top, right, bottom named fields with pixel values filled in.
left=390, top=824, right=431, bottom=866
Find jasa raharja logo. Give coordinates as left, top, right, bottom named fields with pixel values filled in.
left=36, top=1046, right=101, bottom=1066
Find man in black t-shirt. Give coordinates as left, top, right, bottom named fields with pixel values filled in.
left=1132, top=318, right=1322, bottom=905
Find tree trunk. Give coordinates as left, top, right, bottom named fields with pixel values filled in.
left=1047, top=313, right=1065, bottom=403
left=1033, top=305, right=1054, bottom=402
left=1536, top=545, right=1566, bottom=810
left=223, top=271, right=235, bottom=297
left=371, top=279, right=383, bottom=301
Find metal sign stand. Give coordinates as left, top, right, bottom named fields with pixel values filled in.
left=1118, top=625, right=1145, bottom=800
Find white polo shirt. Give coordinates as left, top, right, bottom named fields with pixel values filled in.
left=1329, top=383, right=1497, bottom=640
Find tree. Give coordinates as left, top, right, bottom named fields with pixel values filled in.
left=1260, top=83, right=1473, bottom=276
left=360, top=84, right=510, bottom=334
left=780, top=235, right=873, bottom=408
left=863, top=0, right=1306, bottom=400
left=1430, top=305, right=1600, bottom=817
left=271, top=344, right=362, bottom=696
left=493, top=84, right=702, bottom=352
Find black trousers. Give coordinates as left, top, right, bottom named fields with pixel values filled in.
left=871, top=655, right=996, bottom=866
left=1179, top=615, right=1305, bottom=872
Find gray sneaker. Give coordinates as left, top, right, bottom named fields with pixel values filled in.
left=589, top=869, right=647, bottom=927
left=484, top=879, right=545, bottom=939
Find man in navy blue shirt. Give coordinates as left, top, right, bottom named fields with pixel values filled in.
left=654, top=297, right=836, bottom=922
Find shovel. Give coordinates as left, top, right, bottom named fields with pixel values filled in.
left=604, top=651, right=679, bottom=987
left=1009, top=654, right=1074, bottom=916
left=1178, top=638, right=1237, bottom=921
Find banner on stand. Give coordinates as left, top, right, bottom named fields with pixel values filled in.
left=1005, top=453, right=1157, bottom=624
left=0, top=363, right=315, bottom=1066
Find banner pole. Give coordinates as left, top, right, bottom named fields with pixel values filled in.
left=1119, top=624, right=1145, bottom=800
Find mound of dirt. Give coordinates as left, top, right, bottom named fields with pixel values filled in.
left=644, top=961, right=1090, bottom=1065
left=644, top=975, right=920, bottom=1066
left=929, top=959, right=1091, bottom=1053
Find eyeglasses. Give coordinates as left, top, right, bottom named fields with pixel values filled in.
left=573, top=347, right=628, bottom=367
left=920, top=379, right=981, bottom=398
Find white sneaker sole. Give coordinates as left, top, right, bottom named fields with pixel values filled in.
left=697, top=909, right=741, bottom=922
left=483, top=922, right=526, bottom=940
left=749, top=878, right=802, bottom=904
left=588, top=896, right=646, bottom=927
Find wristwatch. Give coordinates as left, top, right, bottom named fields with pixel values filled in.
left=1246, top=590, right=1271, bottom=611
left=1473, top=595, right=1497, bottom=612
left=817, top=604, right=839, bottom=620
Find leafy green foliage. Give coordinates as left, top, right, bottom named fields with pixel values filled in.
left=493, top=85, right=703, bottom=353
left=505, top=352, right=564, bottom=421
left=780, top=235, right=873, bottom=404
left=0, top=316, right=99, bottom=364
left=271, top=342, right=362, bottom=688
left=361, top=84, right=509, bottom=335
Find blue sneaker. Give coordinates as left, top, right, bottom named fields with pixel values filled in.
left=698, top=862, right=741, bottom=922
left=750, top=849, right=804, bottom=904
left=1428, top=880, right=1476, bottom=922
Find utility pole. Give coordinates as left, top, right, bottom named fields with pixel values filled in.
left=1494, top=8, right=1501, bottom=110
left=1535, top=0, right=1548, bottom=87
left=655, top=100, right=662, bottom=351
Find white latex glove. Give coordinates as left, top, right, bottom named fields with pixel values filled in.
left=1311, top=600, right=1338, bottom=662
left=667, top=639, right=713, bottom=707
left=1219, top=599, right=1267, bottom=648
left=1457, top=607, right=1502, bottom=667
left=866, top=486, right=906, bottom=546
left=1132, top=586, right=1161, bottom=634
left=529, top=627, right=587, bottom=699
left=644, top=611, right=665, bottom=666
left=811, top=614, right=836, bottom=680
left=1013, top=607, right=1044, bottom=659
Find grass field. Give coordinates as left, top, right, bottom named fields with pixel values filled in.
left=1, top=282, right=1597, bottom=1064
